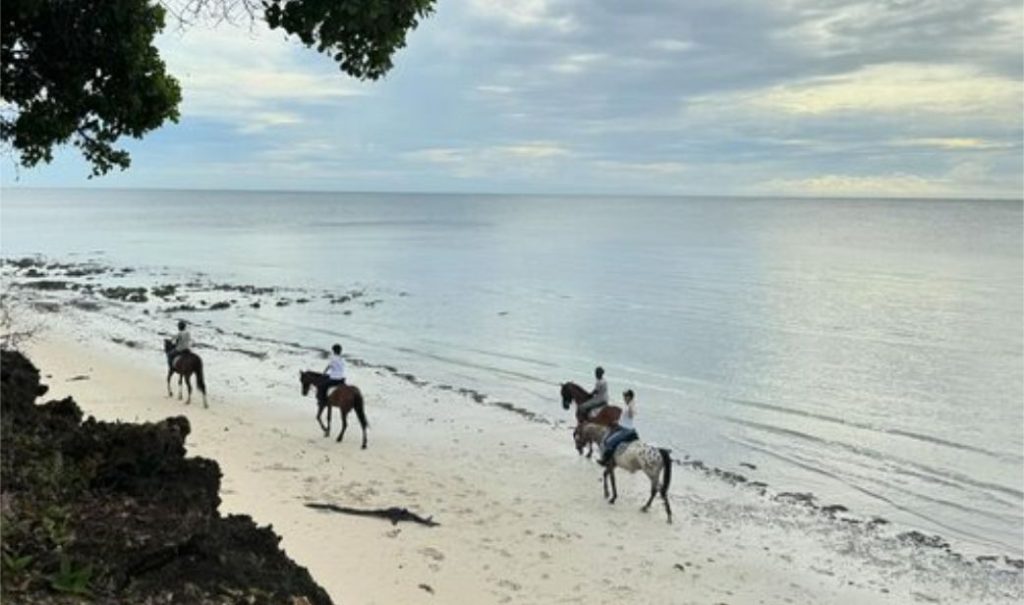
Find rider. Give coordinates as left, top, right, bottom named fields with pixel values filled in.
left=317, top=343, right=347, bottom=406
left=578, top=366, right=608, bottom=419
left=598, top=389, right=639, bottom=466
left=168, top=320, right=192, bottom=368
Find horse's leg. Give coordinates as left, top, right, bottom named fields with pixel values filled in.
left=166, top=368, right=174, bottom=397
left=326, top=404, right=332, bottom=438
left=177, top=374, right=183, bottom=400
left=603, top=467, right=611, bottom=499
left=586, top=442, right=593, bottom=458
left=316, top=403, right=329, bottom=436
left=336, top=407, right=348, bottom=443
left=608, top=467, right=618, bottom=504
left=642, top=470, right=658, bottom=512
left=184, top=374, right=193, bottom=405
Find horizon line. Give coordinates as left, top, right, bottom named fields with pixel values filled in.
left=1, top=184, right=1020, bottom=203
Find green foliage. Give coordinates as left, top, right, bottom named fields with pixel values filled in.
left=2, top=552, right=34, bottom=575
left=49, top=556, right=93, bottom=597
left=1, top=0, right=182, bottom=176
left=264, top=0, right=436, bottom=80
left=1, top=0, right=435, bottom=176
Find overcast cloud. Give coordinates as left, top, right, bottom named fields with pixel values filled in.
left=4, top=0, right=1021, bottom=197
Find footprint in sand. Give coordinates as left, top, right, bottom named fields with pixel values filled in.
left=419, top=547, right=445, bottom=562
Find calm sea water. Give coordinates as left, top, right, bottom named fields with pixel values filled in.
left=2, top=188, right=1022, bottom=556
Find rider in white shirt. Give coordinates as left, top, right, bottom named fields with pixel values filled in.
left=599, top=389, right=639, bottom=466
left=317, top=343, right=347, bottom=405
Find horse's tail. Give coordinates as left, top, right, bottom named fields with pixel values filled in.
left=195, top=356, right=207, bottom=394
left=658, top=448, right=672, bottom=497
left=353, top=388, right=368, bottom=428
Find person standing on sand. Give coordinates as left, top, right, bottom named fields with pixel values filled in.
left=317, top=344, right=347, bottom=406
left=578, top=366, right=609, bottom=419
left=598, top=389, right=639, bottom=466
left=168, top=320, right=192, bottom=368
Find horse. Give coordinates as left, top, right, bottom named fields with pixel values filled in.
left=163, top=340, right=207, bottom=408
left=560, top=381, right=622, bottom=445
left=578, top=422, right=673, bottom=523
left=299, top=370, right=368, bottom=448
left=573, top=421, right=607, bottom=458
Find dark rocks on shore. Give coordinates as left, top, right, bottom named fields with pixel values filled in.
left=151, top=284, right=178, bottom=299
left=100, top=287, right=148, bottom=303
left=164, top=304, right=198, bottom=313
left=0, top=350, right=334, bottom=604
left=209, top=301, right=232, bottom=311
left=17, top=279, right=71, bottom=290
left=821, top=504, right=849, bottom=516
left=212, top=284, right=276, bottom=296
left=898, top=531, right=950, bottom=551
left=775, top=492, right=816, bottom=506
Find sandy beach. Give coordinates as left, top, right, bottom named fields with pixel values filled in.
left=8, top=275, right=1021, bottom=605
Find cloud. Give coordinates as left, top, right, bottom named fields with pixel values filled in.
left=760, top=173, right=946, bottom=197
left=549, top=53, right=606, bottom=74
left=466, top=0, right=576, bottom=32
left=649, top=39, right=696, bottom=53
left=157, top=24, right=369, bottom=133
left=10, top=0, right=1021, bottom=197
left=746, top=63, right=1021, bottom=117
left=893, top=137, right=1016, bottom=150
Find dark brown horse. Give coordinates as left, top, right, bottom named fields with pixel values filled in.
left=163, top=339, right=207, bottom=408
left=299, top=370, right=368, bottom=448
left=561, top=381, right=621, bottom=428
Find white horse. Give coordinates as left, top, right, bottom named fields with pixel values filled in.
left=576, top=423, right=674, bottom=523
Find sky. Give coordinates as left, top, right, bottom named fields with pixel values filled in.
left=2, top=0, right=1022, bottom=198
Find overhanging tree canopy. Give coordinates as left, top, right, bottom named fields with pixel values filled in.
left=0, top=0, right=435, bottom=176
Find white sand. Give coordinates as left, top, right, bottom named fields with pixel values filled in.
left=14, top=303, right=1022, bottom=605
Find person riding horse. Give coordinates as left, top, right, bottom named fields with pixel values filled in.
left=167, top=320, right=192, bottom=369
left=317, top=344, right=347, bottom=406
left=578, top=366, right=609, bottom=419
left=598, top=389, right=639, bottom=466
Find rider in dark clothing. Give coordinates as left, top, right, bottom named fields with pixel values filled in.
left=168, top=320, right=192, bottom=368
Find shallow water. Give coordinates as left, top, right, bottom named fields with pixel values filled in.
left=2, top=187, right=1021, bottom=556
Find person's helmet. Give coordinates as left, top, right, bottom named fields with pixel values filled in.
left=332, top=344, right=342, bottom=354
left=178, top=320, right=186, bottom=330
left=623, top=389, right=635, bottom=401
left=595, top=366, right=604, bottom=378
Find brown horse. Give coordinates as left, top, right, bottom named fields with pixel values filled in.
left=163, top=340, right=207, bottom=408
left=560, top=381, right=622, bottom=428
left=299, top=370, right=368, bottom=448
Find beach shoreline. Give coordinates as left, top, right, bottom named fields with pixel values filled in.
left=5, top=258, right=1021, bottom=604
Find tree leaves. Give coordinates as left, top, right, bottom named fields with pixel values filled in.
left=262, top=0, right=435, bottom=80
left=1, top=0, right=182, bottom=176
left=1, top=0, right=436, bottom=176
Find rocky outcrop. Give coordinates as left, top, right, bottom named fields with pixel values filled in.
left=0, top=349, right=333, bottom=604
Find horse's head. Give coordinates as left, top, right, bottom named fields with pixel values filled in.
left=299, top=371, right=316, bottom=396
left=560, top=383, right=573, bottom=410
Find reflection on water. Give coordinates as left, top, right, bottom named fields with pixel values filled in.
left=2, top=188, right=1021, bottom=555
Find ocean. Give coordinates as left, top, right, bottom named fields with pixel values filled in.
left=2, top=187, right=1021, bottom=557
